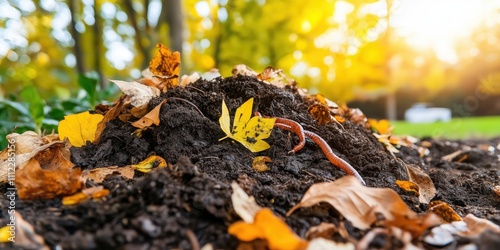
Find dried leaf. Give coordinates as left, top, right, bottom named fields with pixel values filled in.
left=287, top=176, right=434, bottom=231
left=231, top=181, right=262, bottom=223
left=15, top=148, right=82, bottom=199
left=132, top=155, right=167, bottom=173
left=429, top=201, right=461, bottom=223
left=307, top=238, right=354, bottom=250
left=373, top=133, right=400, bottom=153
left=441, top=150, right=462, bottom=161
left=460, top=214, right=500, bottom=236
left=308, top=103, right=332, bottom=125
left=493, top=186, right=500, bottom=196
left=62, top=186, right=110, bottom=206
left=405, top=164, right=436, bottom=204
left=180, top=72, right=201, bottom=87
left=149, top=43, right=180, bottom=89
left=228, top=208, right=308, bottom=250
left=219, top=98, right=276, bottom=152
left=111, top=80, right=160, bottom=108
left=252, top=156, right=272, bottom=172
left=232, top=64, right=258, bottom=77
left=58, top=111, right=104, bottom=147
left=305, top=222, right=337, bottom=240
left=131, top=100, right=166, bottom=129
left=82, top=166, right=135, bottom=183
left=396, top=180, right=420, bottom=196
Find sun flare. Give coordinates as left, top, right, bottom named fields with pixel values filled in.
left=392, top=0, right=498, bottom=62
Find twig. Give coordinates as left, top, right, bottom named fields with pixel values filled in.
left=168, top=97, right=205, bottom=117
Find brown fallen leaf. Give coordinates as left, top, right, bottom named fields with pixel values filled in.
left=252, top=156, right=272, bottom=172
left=429, top=201, right=462, bottom=223
left=148, top=43, right=181, bottom=90
left=305, top=222, right=337, bottom=240
left=404, top=164, right=436, bottom=204
left=62, top=186, right=110, bottom=206
left=287, top=176, right=440, bottom=233
left=82, top=165, right=135, bottom=183
left=16, top=151, right=82, bottom=200
left=131, top=100, right=166, bottom=129
left=228, top=208, right=308, bottom=250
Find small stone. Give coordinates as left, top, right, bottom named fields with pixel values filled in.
left=424, top=226, right=454, bottom=246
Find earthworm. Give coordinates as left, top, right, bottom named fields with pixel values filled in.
left=255, top=112, right=305, bottom=153
left=274, top=122, right=366, bottom=185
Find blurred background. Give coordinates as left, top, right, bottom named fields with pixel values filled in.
left=1, top=0, right=500, bottom=146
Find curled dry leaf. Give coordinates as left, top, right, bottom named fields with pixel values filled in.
left=232, top=64, right=258, bottom=77
left=132, top=155, right=167, bottom=173
left=111, top=80, right=160, bottom=108
left=62, top=186, right=110, bottom=206
left=307, top=238, right=354, bottom=250
left=231, top=181, right=262, bottom=223
left=82, top=166, right=135, bottom=183
left=403, top=164, right=436, bottom=204
left=15, top=145, right=83, bottom=200
left=305, top=222, right=337, bottom=240
left=228, top=208, right=308, bottom=250
left=287, top=176, right=440, bottom=234
left=58, top=111, right=104, bottom=147
left=148, top=43, right=181, bottom=90
left=308, top=103, right=332, bottom=126
left=252, top=156, right=272, bottom=172
left=429, top=201, right=462, bottom=223
left=131, top=100, right=166, bottom=129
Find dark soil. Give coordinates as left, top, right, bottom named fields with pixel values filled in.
left=1, top=76, right=499, bottom=249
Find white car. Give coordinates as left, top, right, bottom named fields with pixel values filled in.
left=404, top=103, right=451, bottom=123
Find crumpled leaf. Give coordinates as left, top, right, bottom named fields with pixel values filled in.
left=148, top=43, right=180, bottom=89
left=58, top=111, right=104, bottom=147
left=287, top=176, right=441, bottom=234
left=82, top=166, right=135, bottom=183
left=429, top=201, right=461, bottom=223
left=404, top=164, right=436, bottom=204
left=131, top=100, right=166, bottom=129
left=252, top=156, right=272, bottom=172
left=228, top=208, right=308, bottom=250
left=219, top=98, right=276, bottom=152
left=231, top=181, right=262, bottom=223
left=111, top=80, right=161, bottom=108
left=132, top=155, right=167, bottom=173
left=0, top=213, right=48, bottom=249
left=16, top=144, right=83, bottom=199
left=62, top=186, right=110, bottom=206
left=373, top=133, right=400, bottom=154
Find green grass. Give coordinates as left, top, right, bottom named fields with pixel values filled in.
left=392, top=116, right=500, bottom=139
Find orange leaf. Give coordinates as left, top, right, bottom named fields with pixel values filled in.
left=429, top=201, right=462, bottom=223
left=368, top=119, right=393, bottom=135
left=228, top=208, right=308, bottom=250
left=396, top=180, right=420, bottom=196
left=252, top=156, right=272, bottom=172
left=131, top=100, right=166, bottom=129
left=16, top=154, right=82, bottom=200
left=149, top=44, right=180, bottom=89
left=62, top=186, right=110, bottom=206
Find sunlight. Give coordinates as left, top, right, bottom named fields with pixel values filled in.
left=392, top=0, right=497, bottom=63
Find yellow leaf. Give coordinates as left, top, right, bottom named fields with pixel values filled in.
left=131, top=100, right=166, bottom=129
left=219, top=98, right=276, bottom=153
left=58, top=111, right=104, bottom=147
left=429, top=201, right=462, bottom=223
left=0, top=226, right=10, bottom=243
left=228, top=208, right=308, bottom=250
left=132, top=155, right=167, bottom=173
left=396, top=180, right=420, bottom=196
left=62, top=186, right=110, bottom=206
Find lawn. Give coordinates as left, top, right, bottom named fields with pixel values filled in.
left=391, top=116, right=500, bottom=139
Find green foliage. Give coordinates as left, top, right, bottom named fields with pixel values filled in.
left=20, top=85, right=45, bottom=132
left=78, top=74, right=98, bottom=106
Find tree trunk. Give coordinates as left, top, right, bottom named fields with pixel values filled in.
left=93, top=0, right=105, bottom=89
left=124, top=0, right=150, bottom=69
left=68, top=0, right=85, bottom=74
left=164, top=0, right=184, bottom=54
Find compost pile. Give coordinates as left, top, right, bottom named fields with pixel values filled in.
left=1, top=47, right=499, bottom=250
